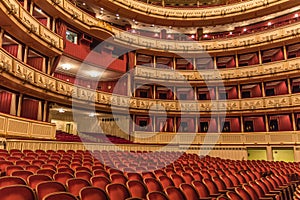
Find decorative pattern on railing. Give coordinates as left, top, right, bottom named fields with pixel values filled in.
left=1, top=48, right=300, bottom=113
left=0, top=113, right=56, bottom=139
left=0, top=0, right=63, bottom=51
left=134, top=59, right=300, bottom=81
left=39, top=0, right=300, bottom=53
left=97, top=0, right=285, bottom=19
left=133, top=131, right=300, bottom=145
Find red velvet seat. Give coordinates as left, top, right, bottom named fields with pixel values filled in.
left=53, top=172, right=74, bottom=185
left=0, top=176, right=26, bottom=187
left=0, top=185, right=35, bottom=200
left=127, top=180, right=148, bottom=199
left=106, top=183, right=131, bottom=200
left=43, top=192, right=78, bottom=200
left=36, top=181, right=66, bottom=200
left=28, top=174, right=52, bottom=189
left=67, top=178, right=90, bottom=196
left=165, top=186, right=187, bottom=200
left=80, top=186, right=109, bottom=200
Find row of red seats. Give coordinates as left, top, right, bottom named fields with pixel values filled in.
left=0, top=148, right=298, bottom=199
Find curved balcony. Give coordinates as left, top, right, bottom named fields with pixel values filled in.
left=134, top=58, right=300, bottom=83
left=132, top=131, right=300, bottom=145
left=0, top=0, right=63, bottom=56
left=33, top=0, right=300, bottom=53
left=88, top=0, right=298, bottom=27
left=1, top=47, right=300, bottom=115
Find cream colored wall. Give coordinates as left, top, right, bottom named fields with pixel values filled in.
left=51, top=120, right=78, bottom=135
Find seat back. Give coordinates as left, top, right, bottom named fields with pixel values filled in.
left=144, top=178, right=163, bottom=192
left=106, top=183, right=131, bottom=200
left=0, top=185, right=35, bottom=200
left=66, top=178, right=90, bottom=196
left=180, top=183, right=200, bottom=200
left=80, top=186, right=109, bottom=200
left=36, top=181, right=66, bottom=200
left=127, top=180, right=148, bottom=199
left=165, top=186, right=187, bottom=200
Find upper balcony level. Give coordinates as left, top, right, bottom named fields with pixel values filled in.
left=84, top=0, right=299, bottom=27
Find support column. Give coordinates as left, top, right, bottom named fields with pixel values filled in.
left=194, top=86, right=198, bottom=100
left=195, top=117, right=199, bottom=133
left=153, top=85, right=156, bottom=99
left=265, top=114, right=269, bottom=132
left=52, top=18, right=56, bottom=32
left=235, top=52, right=239, bottom=68
left=0, top=29, right=4, bottom=47
left=9, top=93, right=17, bottom=115
left=283, top=45, right=288, bottom=60
left=240, top=116, right=244, bottom=133
left=215, top=86, right=219, bottom=100
left=47, top=59, right=51, bottom=75
left=174, top=117, right=177, bottom=133
left=287, top=78, right=292, bottom=94
left=134, top=52, right=137, bottom=66
left=43, top=101, right=48, bottom=122
left=127, top=74, right=132, bottom=96
left=193, top=58, right=196, bottom=70
left=266, top=146, right=273, bottom=161
left=29, top=1, right=34, bottom=15
left=37, top=101, right=43, bottom=121
left=292, top=112, right=297, bottom=131
left=237, top=83, right=241, bottom=99
left=17, top=44, right=23, bottom=61
left=23, top=0, right=28, bottom=10
left=23, top=46, right=28, bottom=63
left=258, top=49, right=262, bottom=64
left=17, top=94, right=23, bottom=117
left=261, top=82, right=265, bottom=97
left=217, top=116, right=221, bottom=133
left=213, top=56, right=217, bottom=69
left=173, top=57, right=176, bottom=70
left=42, top=58, right=46, bottom=73
left=153, top=55, right=156, bottom=68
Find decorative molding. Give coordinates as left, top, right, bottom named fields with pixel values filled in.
left=1, top=48, right=300, bottom=114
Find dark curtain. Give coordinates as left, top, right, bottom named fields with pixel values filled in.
left=55, top=19, right=67, bottom=48
left=21, top=98, right=39, bottom=120
left=3, top=44, right=19, bottom=58
left=27, top=57, right=43, bottom=71
left=0, top=91, right=12, bottom=114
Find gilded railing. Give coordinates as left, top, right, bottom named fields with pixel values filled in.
left=1, top=48, right=300, bottom=113
left=133, top=131, right=300, bottom=145
left=0, top=0, right=63, bottom=51
left=101, top=0, right=287, bottom=19
left=134, top=58, right=300, bottom=82
left=36, top=0, right=300, bottom=53
left=0, top=113, right=56, bottom=139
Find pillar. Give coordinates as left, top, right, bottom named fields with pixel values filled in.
left=9, top=93, right=17, bottom=115
left=17, top=94, right=23, bottom=117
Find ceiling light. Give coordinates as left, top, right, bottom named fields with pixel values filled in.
left=132, top=29, right=136, bottom=33
left=87, top=71, right=102, bottom=78
left=151, top=24, right=155, bottom=27
left=167, top=34, right=172, bottom=38
left=58, top=108, right=65, bottom=113
left=267, top=22, right=272, bottom=26
left=204, top=34, right=208, bottom=38
left=243, top=28, right=247, bottom=32
left=82, top=2, right=86, bottom=5
left=191, top=35, right=195, bottom=38
left=100, top=8, right=104, bottom=10
left=36, top=8, right=42, bottom=13
left=116, top=16, right=120, bottom=20
left=154, top=33, right=159, bottom=37
left=116, top=14, right=119, bottom=17
left=229, top=32, right=233, bottom=35
left=295, top=13, right=299, bottom=18
left=89, top=113, right=96, bottom=117
left=61, top=63, right=71, bottom=70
